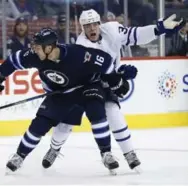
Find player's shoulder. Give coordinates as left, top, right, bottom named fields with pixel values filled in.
left=100, top=21, right=126, bottom=39
left=101, top=21, right=120, bottom=27
left=61, top=43, right=89, bottom=58
left=6, top=48, right=39, bottom=69
left=101, top=21, right=120, bottom=32
left=20, top=48, right=37, bottom=59
left=12, top=48, right=39, bottom=67
left=67, top=43, right=92, bottom=55
left=66, top=43, right=109, bottom=57
left=76, top=32, right=87, bottom=44
left=57, top=43, right=68, bottom=53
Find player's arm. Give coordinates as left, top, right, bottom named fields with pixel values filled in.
left=117, top=14, right=185, bottom=46
left=0, top=49, right=35, bottom=92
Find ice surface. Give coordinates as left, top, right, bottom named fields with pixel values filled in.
left=0, top=127, right=188, bottom=185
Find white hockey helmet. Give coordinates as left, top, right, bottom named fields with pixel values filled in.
left=79, top=9, right=101, bottom=28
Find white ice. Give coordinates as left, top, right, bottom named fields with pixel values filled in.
left=0, top=127, right=188, bottom=185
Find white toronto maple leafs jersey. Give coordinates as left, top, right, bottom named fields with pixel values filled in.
left=76, top=21, right=157, bottom=71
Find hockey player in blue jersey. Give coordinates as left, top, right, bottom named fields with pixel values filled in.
left=0, top=28, right=130, bottom=172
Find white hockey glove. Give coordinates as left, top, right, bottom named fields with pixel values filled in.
left=155, top=14, right=186, bottom=36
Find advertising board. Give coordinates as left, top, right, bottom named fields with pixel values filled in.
left=0, top=58, right=188, bottom=135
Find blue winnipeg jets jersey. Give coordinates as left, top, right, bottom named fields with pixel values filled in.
left=0, top=44, right=114, bottom=93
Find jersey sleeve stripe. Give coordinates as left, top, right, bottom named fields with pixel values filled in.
left=106, top=60, right=114, bottom=74
left=8, top=54, right=20, bottom=69
left=134, top=27, right=138, bottom=45
left=125, top=27, right=133, bottom=46
left=15, top=50, right=25, bottom=69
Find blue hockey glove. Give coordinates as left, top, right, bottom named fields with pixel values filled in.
left=155, top=14, right=186, bottom=36
left=0, top=73, right=5, bottom=92
left=117, top=64, right=138, bottom=80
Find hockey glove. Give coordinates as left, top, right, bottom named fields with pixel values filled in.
left=101, top=73, right=122, bottom=89
left=0, top=73, right=5, bottom=92
left=155, top=14, right=186, bottom=36
left=117, top=64, right=138, bottom=80
left=111, top=79, right=129, bottom=98
left=101, top=73, right=129, bottom=98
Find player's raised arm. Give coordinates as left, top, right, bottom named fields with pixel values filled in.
left=116, top=14, right=185, bottom=46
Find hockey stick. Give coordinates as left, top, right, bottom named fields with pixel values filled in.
left=0, top=91, right=62, bottom=110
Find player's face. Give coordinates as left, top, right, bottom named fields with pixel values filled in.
left=83, top=22, right=100, bottom=42
left=34, top=45, right=52, bottom=54
left=44, top=46, right=53, bottom=54
left=33, top=44, right=53, bottom=60
left=33, top=44, right=46, bottom=60
left=34, top=44, right=60, bottom=61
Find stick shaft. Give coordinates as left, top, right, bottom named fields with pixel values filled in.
left=0, top=91, right=61, bottom=110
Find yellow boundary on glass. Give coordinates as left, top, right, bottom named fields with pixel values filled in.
left=0, top=112, right=188, bottom=136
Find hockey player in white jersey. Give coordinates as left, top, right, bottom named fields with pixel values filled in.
left=42, top=9, right=185, bottom=171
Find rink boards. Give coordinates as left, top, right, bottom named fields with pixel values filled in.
left=0, top=57, right=188, bottom=136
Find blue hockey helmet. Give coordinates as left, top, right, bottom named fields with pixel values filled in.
left=33, top=28, right=58, bottom=46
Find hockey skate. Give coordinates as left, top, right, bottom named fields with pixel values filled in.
left=124, top=150, right=141, bottom=172
left=6, top=153, right=24, bottom=172
left=102, top=152, right=119, bottom=175
left=42, top=147, right=62, bottom=169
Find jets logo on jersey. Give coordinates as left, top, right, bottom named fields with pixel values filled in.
left=44, top=70, right=69, bottom=86
left=84, top=51, right=92, bottom=63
